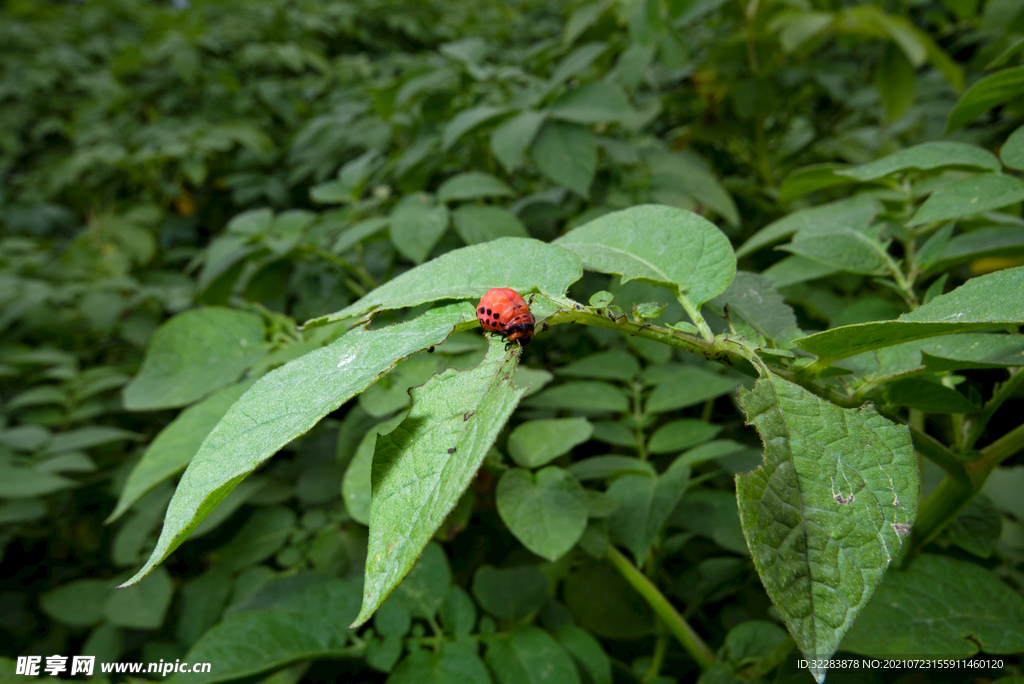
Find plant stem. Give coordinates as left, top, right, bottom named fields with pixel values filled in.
left=633, top=380, right=649, bottom=462
left=644, top=631, right=669, bottom=683
left=963, top=368, right=1024, bottom=451
left=677, top=293, right=716, bottom=342
left=606, top=546, right=716, bottom=670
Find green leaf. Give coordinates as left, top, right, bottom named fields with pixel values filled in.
left=177, top=567, right=232, bottom=647
left=310, top=238, right=581, bottom=326
left=647, top=419, right=722, bottom=454
left=391, top=542, right=452, bottom=619
left=883, top=377, right=980, bottom=414
left=607, top=455, right=690, bottom=563
left=554, top=204, right=736, bottom=308
left=485, top=627, right=581, bottom=684
left=794, top=266, right=1024, bottom=363
left=106, top=566, right=174, bottom=629
left=841, top=555, right=1024, bottom=656
left=707, top=272, right=801, bottom=345
left=554, top=626, right=612, bottom=684
left=472, top=565, right=549, bottom=619
left=123, top=308, right=267, bottom=411
left=440, top=585, right=477, bottom=635
left=507, top=418, right=593, bottom=468
left=342, top=413, right=406, bottom=526
left=452, top=206, right=529, bottom=245
left=1001, top=124, right=1024, bottom=171
left=736, top=195, right=879, bottom=258
left=671, top=489, right=748, bottom=555
left=647, top=151, right=741, bottom=227
left=352, top=338, right=525, bottom=627
left=437, top=172, right=514, bottom=203
left=443, top=105, right=510, bottom=150
left=523, top=381, right=629, bottom=413
left=491, top=111, right=547, bottom=172
left=212, top=507, right=297, bottom=572
left=549, top=82, right=635, bottom=124
left=389, top=641, right=492, bottom=684
left=781, top=229, right=890, bottom=276
left=562, top=560, right=655, bottom=639
left=109, top=382, right=252, bottom=522
left=549, top=42, right=608, bottom=85
left=46, top=426, right=139, bottom=453
left=769, top=11, right=834, bottom=53
left=925, top=227, right=1024, bottom=274
left=389, top=193, right=451, bottom=264
left=836, top=141, right=1001, bottom=182
left=876, top=43, right=915, bottom=123
left=41, top=579, right=113, bottom=628
left=762, top=255, right=839, bottom=288
left=736, top=373, right=917, bottom=681
left=644, top=366, right=742, bottom=413
left=908, top=174, right=1024, bottom=227
left=556, top=350, right=641, bottom=381
left=946, top=65, right=1024, bottom=134
left=778, top=164, right=854, bottom=204
left=0, top=466, right=78, bottom=498
left=531, top=120, right=597, bottom=197
left=569, top=455, right=655, bottom=481
left=172, top=578, right=360, bottom=684
left=122, top=304, right=474, bottom=588
left=497, top=467, right=588, bottom=561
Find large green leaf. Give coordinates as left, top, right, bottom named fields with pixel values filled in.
left=835, top=141, right=1001, bottom=181
left=121, top=304, right=475, bottom=587
left=310, top=238, right=582, bottom=326
left=841, top=554, right=1024, bottom=656
left=507, top=418, right=593, bottom=468
left=352, top=337, right=526, bottom=627
left=549, top=82, right=635, bottom=124
left=109, top=381, right=252, bottom=522
left=170, top=577, right=360, bottom=684
left=530, top=120, right=597, bottom=197
left=945, top=65, right=1024, bottom=133
left=554, top=204, right=736, bottom=308
left=496, top=466, right=588, bottom=561
left=736, top=373, right=917, bottom=683
left=794, top=266, right=1024, bottom=363
left=122, top=308, right=268, bottom=411
left=907, top=174, right=1024, bottom=226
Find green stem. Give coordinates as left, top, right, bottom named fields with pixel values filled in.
left=606, top=546, right=715, bottom=670
left=963, top=368, right=1024, bottom=452
left=677, top=293, right=716, bottom=343
left=633, top=380, right=649, bottom=462
left=644, top=631, right=669, bottom=683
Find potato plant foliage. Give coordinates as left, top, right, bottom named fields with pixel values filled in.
left=2, top=0, right=1024, bottom=682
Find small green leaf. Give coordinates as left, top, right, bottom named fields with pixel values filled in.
left=531, top=120, right=597, bottom=197
left=523, top=381, right=629, bottom=413
left=389, top=640, right=492, bottom=684
left=875, top=43, right=915, bottom=123
left=174, top=578, right=360, bottom=684
left=562, top=560, right=655, bottom=639
left=736, top=373, right=917, bottom=681
left=123, top=308, right=267, bottom=411
left=883, top=377, right=980, bottom=414
left=554, top=626, right=612, bottom=684
left=452, top=206, right=529, bottom=245
left=497, top=467, right=588, bottom=561
left=554, top=204, right=736, bottom=308
left=778, top=164, right=854, bottom=204
left=0, top=466, right=78, bottom=498
left=607, top=455, right=690, bottom=563
left=443, top=105, right=510, bottom=149
left=437, top=172, right=514, bottom=203
left=556, top=350, right=640, bottom=381
left=352, top=338, right=525, bottom=627
left=491, top=111, right=547, bottom=172
left=106, top=567, right=174, bottom=630
left=648, top=419, right=722, bottom=454
left=926, top=226, right=1024, bottom=274
left=842, top=555, right=1024, bottom=656
left=569, top=455, right=655, bottom=481
left=836, top=141, right=1001, bottom=182
left=392, top=542, right=453, bottom=619
left=440, top=585, right=477, bottom=635
left=41, top=579, right=113, bottom=628
left=708, top=272, right=801, bottom=345
left=549, top=82, right=635, bottom=124
left=342, top=414, right=406, bottom=526
left=109, top=382, right=252, bottom=522
left=644, top=366, right=741, bottom=413
left=177, top=567, right=232, bottom=647
left=46, top=426, right=139, bottom=453
left=485, top=627, right=581, bottom=684
left=311, top=238, right=581, bottom=326
left=908, top=174, right=1024, bottom=226
left=507, top=418, right=593, bottom=468
left=389, top=193, right=451, bottom=264
left=736, top=195, right=879, bottom=258
left=794, top=265, right=1024, bottom=362
left=213, top=507, right=297, bottom=572
left=647, top=151, right=740, bottom=227
left=1001, top=124, right=1024, bottom=171
left=781, top=229, right=890, bottom=276
left=472, top=565, right=549, bottom=619
left=122, top=304, right=474, bottom=588
left=946, top=64, right=1024, bottom=134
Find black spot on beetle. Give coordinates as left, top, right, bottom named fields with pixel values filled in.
left=447, top=447, right=456, bottom=454
left=493, top=312, right=500, bottom=319
left=478, top=307, right=485, bottom=314
left=486, top=308, right=492, bottom=315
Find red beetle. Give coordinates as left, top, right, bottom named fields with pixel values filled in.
left=476, top=288, right=535, bottom=347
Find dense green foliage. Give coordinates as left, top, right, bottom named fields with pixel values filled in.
left=3, top=0, right=1024, bottom=683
